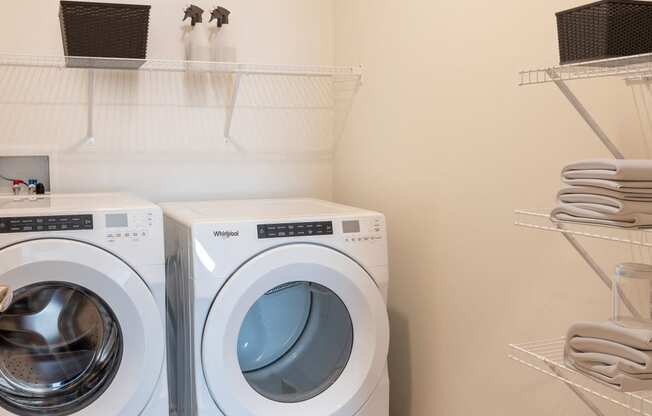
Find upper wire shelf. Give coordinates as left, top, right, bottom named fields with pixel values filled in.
left=509, top=338, right=652, bottom=415
left=0, top=54, right=363, bottom=79
left=519, top=52, right=652, bottom=86
left=515, top=209, right=652, bottom=248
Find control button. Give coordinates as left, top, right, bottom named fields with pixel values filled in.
left=71, top=224, right=81, bottom=230
left=21, top=218, right=34, bottom=224
left=47, top=218, right=58, bottom=223
left=115, top=233, right=122, bottom=238
left=47, top=225, right=58, bottom=231
left=8, top=219, right=21, bottom=225
left=60, top=224, right=69, bottom=230
left=9, top=226, right=21, bottom=232
left=36, top=225, right=45, bottom=231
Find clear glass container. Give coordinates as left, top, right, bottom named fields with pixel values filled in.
left=613, top=263, right=652, bottom=329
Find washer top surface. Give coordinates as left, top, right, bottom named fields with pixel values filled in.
left=160, top=198, right=379, bottom=225
left=0, top=193, right=158, bottom=216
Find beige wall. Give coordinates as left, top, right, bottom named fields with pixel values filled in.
left=0, top=0, right=336, bottom=202
left=333, top=1, right=652, bottom=415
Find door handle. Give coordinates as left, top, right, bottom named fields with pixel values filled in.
left=0, top=285, right=13, bottom=313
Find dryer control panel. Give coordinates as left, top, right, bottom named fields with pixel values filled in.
left=0, top=215, right=93, bottom=233
left=257, top=221, right=334, bottom=239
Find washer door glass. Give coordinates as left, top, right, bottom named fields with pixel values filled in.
left=0, top=282, right=122, bottom=416
left=237, top=281, right=353, bottom=403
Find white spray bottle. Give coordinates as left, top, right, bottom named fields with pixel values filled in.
left=183, top=5, right=210, bottom=62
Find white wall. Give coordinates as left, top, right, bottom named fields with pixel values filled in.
left=0, top=0, right=336, bottom=202
left=333, top=1, right=652, bottom=415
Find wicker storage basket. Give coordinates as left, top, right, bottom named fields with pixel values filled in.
left=557, top=0, right=652, bottom=64
left=59, top=1, right=151, bottom=69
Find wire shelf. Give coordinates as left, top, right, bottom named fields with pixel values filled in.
left=0, top=54, right=363, bottom=78
left=0, top=54, right=362, bottom=155
left=509, top=338, right=652, bottom=415
left=519, top=52, right=652, bottom=86
left=515, top=209, right=652, bottom=248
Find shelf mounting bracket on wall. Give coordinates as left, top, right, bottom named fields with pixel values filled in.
left=546, top=69, right=624, bottom=159
left=223, top=72, right=242, bottom=143
left=85, top=69, right=96, bottom=146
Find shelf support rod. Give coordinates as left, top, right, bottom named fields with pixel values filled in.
left=224, top=72, right=242, bottom=143
left=85, top=69, right=96, bottom=145
left=547, top=69, right=624, bottom=159
left=558, top=224, right=642, bottom=318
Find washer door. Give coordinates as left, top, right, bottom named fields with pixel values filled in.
left=0, top=239, right=164, bottom=416
left=202, top=244, right=389, bottom=416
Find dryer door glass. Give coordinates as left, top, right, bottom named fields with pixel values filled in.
left=237, top=281, right=353, bottom=403
left=0, top=282, right=123, bottom=416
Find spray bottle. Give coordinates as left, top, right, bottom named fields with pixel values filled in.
left=183, top=5, right=210, bottom=62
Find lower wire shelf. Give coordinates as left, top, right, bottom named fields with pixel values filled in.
left=509, top=338, right=652, bottom=415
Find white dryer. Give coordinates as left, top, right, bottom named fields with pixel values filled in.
left=162, top=198, right=390, bottom=416
left=0, top=193, right=168, bottom=416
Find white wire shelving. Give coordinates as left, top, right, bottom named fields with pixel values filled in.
left=0, top=54, right=364, bottom=78
left=0, top=54, right=363, bottom=153
left=509, top=338, right=652, bottom=415
left=520, top=52, right=652, bottom=86
left=515, top=209, right=652, bottom=248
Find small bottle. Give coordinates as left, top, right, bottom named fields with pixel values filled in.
left=27, top=179, right=37, bottom=195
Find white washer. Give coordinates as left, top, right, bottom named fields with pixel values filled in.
left=0, top=193, right=168, bottom=416
left=162, top=198, right=390, bottom=416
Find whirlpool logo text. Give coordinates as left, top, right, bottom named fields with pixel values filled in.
left=213, top=230, right=240, bottom=239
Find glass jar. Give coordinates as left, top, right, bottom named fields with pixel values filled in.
left=613, top=263, right=652, bottom=329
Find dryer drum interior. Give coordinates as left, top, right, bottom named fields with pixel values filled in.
left=0, top=282, right=123, bottom=416
left=237, top=281, right=354, bottom=403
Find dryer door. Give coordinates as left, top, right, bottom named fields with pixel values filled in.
left=202, top=244, right=389, bottom=416
left=0, top=239, right=164, bottom=416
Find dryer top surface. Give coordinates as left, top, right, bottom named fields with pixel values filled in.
left=160, top=198, right=381, bottom=225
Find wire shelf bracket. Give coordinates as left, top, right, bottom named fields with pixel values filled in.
left=223, top=73, right=241, bottom=143
left=546, top=69, right=624, bottom=159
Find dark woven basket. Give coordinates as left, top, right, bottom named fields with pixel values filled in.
left=59, top=1, right=151, bottom=69
left=557, top=0, right=652, bottom=65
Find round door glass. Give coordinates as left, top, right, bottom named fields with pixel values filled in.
left=237, top=282, right=353, bottom=403
left=0, top=282, right=123, bottom=416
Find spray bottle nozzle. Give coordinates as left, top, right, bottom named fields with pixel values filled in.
left=210, top=6, right=230, bottom=27
left=183, top=5, right=204, bottom=26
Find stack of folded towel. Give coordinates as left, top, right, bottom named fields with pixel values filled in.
left=565, top=321, right=652, bottom=392
left=552, top=159, right=652, bottom=228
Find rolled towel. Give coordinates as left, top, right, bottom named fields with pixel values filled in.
left=559, top=186, right=652, bottom=203
left=564, top=178, right=652, bottom=194
left=565, top=321, right=652, bottom=391
left=551, top=203, right=652, bottom=228
left=563, top=159, right=652, bottom=181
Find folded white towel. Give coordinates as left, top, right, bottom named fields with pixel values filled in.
left=559, top=186, right=652, bottom=202
left=565, top=321, right=652, bottom=391
left=551, top=204, right=652, bottom=228
left=564, top=178, right=652, bottom=194
left=568, top=337, right=652, bottom=374
left=563, top=159, right=652, bottom=181
left=558, top=193, right=652, bottom=215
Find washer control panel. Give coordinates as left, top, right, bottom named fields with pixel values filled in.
left=105, top=212, right=154, bottom=243
left=342, top=217, right=385, bottom=244
left=258, top=221, right=334, bottom=239
left=0, top=215, right=93, bottom=233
